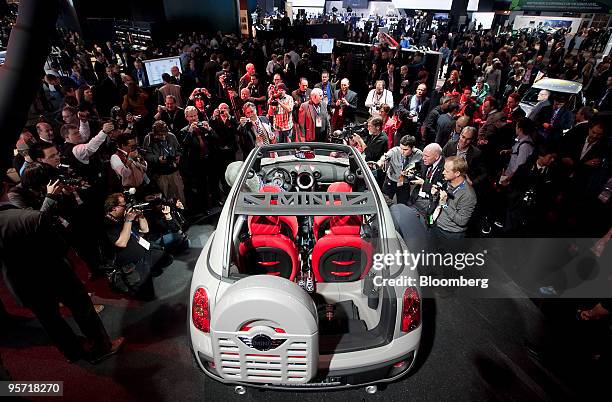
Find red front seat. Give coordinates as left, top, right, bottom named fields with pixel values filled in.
left=312, top=215, right=373, bottom=282
left=314, top=181, right=354, bottom=240
left=250, top=185, right=298, bottom=240
left=239, top=215, right=299, bottom=280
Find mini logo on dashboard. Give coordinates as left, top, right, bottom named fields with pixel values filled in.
left=238, top=334, right=286, bottom=351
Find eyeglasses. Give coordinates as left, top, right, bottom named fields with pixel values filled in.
left=460, top=135, right=474, bottom=141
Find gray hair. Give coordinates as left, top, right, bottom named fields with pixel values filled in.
left=423, top=143, right=442, bottom=156
left=311, top=87, right=323, bottom=98
left=461, top=126, right=477, bottom=138
left=184, top=106, right=198, bottom=115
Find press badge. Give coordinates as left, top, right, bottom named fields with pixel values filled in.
left=315, top=116, right=323, bottom=128
left=137, top=236, right=151, bottom=250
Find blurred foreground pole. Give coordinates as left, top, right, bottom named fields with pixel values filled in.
left=0, top=0, right=59, bottom=168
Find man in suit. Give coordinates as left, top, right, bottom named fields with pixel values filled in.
left=171, top=65, right=195, bottom=105
left=331, top=78, right=358, bottom=130
left=397, top=83, right=430, bottom=141
left=93, top=52, right=108, bottom=83
left=96, top=65, right=123, bottom=117
left=442, top=126, right=486, bottom=188
left=314, top=70, right=336, bottom=112
left=560, top=106, right=593, bottom=147
left=537, top=96, right=574, bottom=144
left=131, top=59, right=149, bottom=88
left=239, top=102, right=275, bottom=157
left=291, top=77, right=312, bottom=123
left=527, top=89, right=551, bottom=121
left=380, top=61, right=400, bottom=100
left=560, top=116, right=607, bottom=182
left=297, top=88, right=329, bottom=142
left=409, top=143, right=445, bottom=215
left=202, top=53, right=220, bottom=90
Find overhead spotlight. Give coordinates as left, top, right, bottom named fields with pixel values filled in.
left=331, top=6, right=338, bottom=13
left=347, top=7, right=352, bottom=13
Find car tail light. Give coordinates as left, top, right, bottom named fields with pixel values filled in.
left=401, top=287, right=420, bottom=333
left=192, top=287, right=210, bottom=333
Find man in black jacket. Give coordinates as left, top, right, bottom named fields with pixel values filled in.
left=409, top=143, right=445, bottom=214
left=351, top=116, right=388, bottom=162
left=422, top=96, right=452, bottom=145
left=442, top=126, right=486, bottom=189
left=0, top=203, right=124, bottom=363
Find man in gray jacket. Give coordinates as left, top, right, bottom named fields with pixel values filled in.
left=430, top=156, right=477, bottom=239
left=377, top=135, right=422, bottom=205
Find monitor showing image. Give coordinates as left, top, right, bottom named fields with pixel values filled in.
left=310, top=38, right=335, bottom=54
left=143, top=56, right=182, bottom=86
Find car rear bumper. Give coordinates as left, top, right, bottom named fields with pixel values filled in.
left=196, top=349, right=416, bottom=390
left=192, top=328, right=421, bottom=390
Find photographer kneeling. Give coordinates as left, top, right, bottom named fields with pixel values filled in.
left=103, top=193, right=173, bottom=299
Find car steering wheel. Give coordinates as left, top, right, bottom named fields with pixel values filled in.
left=264, top=167, right=293, bottom=191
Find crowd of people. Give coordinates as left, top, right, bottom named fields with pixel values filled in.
left=1, top=11, right=611, bottom=367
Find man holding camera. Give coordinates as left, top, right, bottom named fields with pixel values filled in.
left=429, top=156, right=477, bottom=239
left=331, top=78, right=358, bottom=131
left=267, top=83, right=294, bottom=143
left=409, top=143, right=445, bottom=215
left=110, top=133, right=148, bottom=190
left=143, top=121, right=185, bottom=205
left=104, top=193, right=170, bottom=299
left=377, top=135, right=423, bottom=205
left=60, top=121, right=114, bottom=183
left=154, top=95, right=188, bottom=134
left=365, top=80, right=394, bottom=118
left=350, top=116, right=388, bottom=162
left=183, top=106, right=222, bottom=212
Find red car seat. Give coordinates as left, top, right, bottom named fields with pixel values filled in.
left=249, top=185, right=298, bottom=240
left=239, top=214, right=299, bottom=280
left=312, top=214, right=373, bottom=282
left=313, top=181, right=354, bottom=240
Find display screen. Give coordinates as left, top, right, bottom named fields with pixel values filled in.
left=311, top=38, right=335, bottom=54
left=143, top=56, right=182, bottom=86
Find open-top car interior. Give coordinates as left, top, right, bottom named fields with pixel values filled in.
left=220, top=144, right=397, bottom=350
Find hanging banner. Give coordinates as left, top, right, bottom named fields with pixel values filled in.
left=509, top=0, right=609, bottom=13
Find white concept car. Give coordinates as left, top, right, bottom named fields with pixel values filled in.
left=189, top=142, right=422, bottom=393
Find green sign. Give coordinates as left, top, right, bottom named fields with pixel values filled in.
left=510, top=0, right=610, bottom=13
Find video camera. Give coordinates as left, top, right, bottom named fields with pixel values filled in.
left=329, top=122, right=366, bottom=144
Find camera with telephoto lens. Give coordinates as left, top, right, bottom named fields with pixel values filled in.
left=329, top=122, right=366, bottom=144
left=57, top=164, right=89, bottom=189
